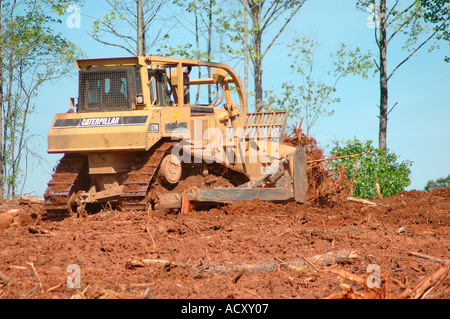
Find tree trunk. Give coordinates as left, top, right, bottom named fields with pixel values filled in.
left=0, top=56, right=3, bottom=199
left=193, top=0, right=201, bottom=104
left=207, top=0, right=213, bottom=104
left=137, top=0, right=146, bottom=56
left=244, top=0, right=249, bottom=102
left=378, top=0, right=388, bottom=151
left=253, top=53, right=263, bottom=112
left=5, top=57, right=14, bottom=198
left=0, top=2, right=4, bottom=199
left=250, top=2, right=263, bottom=112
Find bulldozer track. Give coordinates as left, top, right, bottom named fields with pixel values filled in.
left=43, top=140, right=252, bottom=219
left=44, top=154, right=88, bottom=221
left=120, top=141, right=176, bottom=211
left=120, top=141, right=251, bottom=211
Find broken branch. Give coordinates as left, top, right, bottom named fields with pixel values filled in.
left=348, top=156, right=359, bottom=195
left=307, top=152, right=370, bottom=164
left=347, top=197, right=377, bottom=206
left=408, top=252, right=446, bottom=264
left=26, top=262, right=44, bottom=293
left=401, top=259, right=450, bottom=299
left=376, top=183, right=382, bottom=199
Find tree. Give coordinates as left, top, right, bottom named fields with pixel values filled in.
left=219, top=0, right=306, bottom=111
left=424, top=174, right=450, bottom=191
left=0, top=0, right=83, bottom=198
left=357, top=0, right=450, bottom=151
left=90, top=0, right=171, bottom=56
left=329, top=138, right=412, bottom=199
left=171, top=0, right=220, bottom=103
left=265, top=36, right=374, bottom=135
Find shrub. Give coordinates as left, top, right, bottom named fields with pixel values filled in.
left=329, top=138, right=412, bottom=199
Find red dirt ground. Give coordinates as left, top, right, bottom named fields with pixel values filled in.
left=1, top=131, right=448, bottom=300
left=0, top=187, right=448, bottom=299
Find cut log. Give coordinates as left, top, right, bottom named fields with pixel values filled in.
left=124, top=250, right=359, bottom=274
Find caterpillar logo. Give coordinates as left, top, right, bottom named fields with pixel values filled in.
left=53, top=116, right=149, bottom=129
left=81, top=117, right=120, bottom=126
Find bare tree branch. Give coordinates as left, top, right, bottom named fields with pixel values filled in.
left=89, top=31, right=136, bottom=56
left=386, top=6, right=418, bottom=46
left=386, top=2, right=415, bottom=28
left=388, top=19, right=447, bottom=81
left=87, top=0, right=171, bottom=56
left=261, top=1, right=305, bottom=60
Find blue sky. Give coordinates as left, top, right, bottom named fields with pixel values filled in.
left=23, top=0, right=449, bottom=196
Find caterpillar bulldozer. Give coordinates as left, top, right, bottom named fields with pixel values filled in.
left=44, top=56, right=307, bottom=220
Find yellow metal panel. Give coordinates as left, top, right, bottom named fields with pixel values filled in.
left=47, top=110, right=153, bottom=153
left=146, top=109, right=162, bottom=149
left=76, top=57, right=146, bottom=70
left=160, top=106, right=191, bottom=138
left=88, top=153, right=134, bottom=174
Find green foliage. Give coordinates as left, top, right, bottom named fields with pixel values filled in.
left=264, top=35, right=374, bottom=135
left=419, top=0, right=450, bottom=61
left=44, top=0, right=83, bottom=16
left=216, top=8, right=252, bottom=57
left=424, top=174, right=450, bottom=191
left=156, top=42, right=195, bottom=59
left=329, top=138, right=412, bottom=199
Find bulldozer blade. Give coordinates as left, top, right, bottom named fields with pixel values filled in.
left=155, top=145, right=309, bottom=210
left=293, top=147, right=308, bottom=203
left=156, top=186, right=294, bottom=209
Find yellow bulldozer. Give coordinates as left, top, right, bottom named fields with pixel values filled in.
left=44, top=56, right=307, bottom=220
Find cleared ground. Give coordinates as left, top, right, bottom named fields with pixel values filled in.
left=0, top=187, right=448, bottom=299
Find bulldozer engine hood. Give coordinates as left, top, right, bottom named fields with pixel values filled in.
left=47, top=108, right=183, bottom=153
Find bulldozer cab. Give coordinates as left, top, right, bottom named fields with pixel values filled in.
left=74, top=56, right=246, bottom=114
left=147, top=69, right=172, bottom=106
left=77, top=68, right=134, bottom=112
